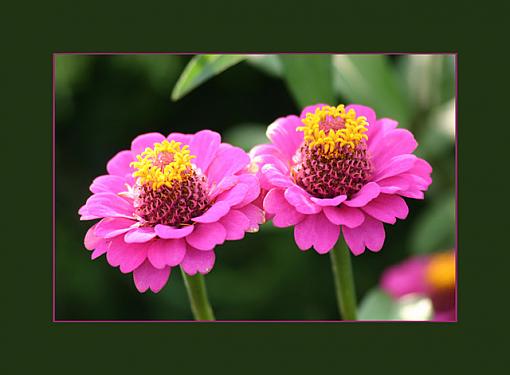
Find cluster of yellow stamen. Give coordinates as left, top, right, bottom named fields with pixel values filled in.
left=130, top=140, right=195, bottom=190
left=425, top=252, right=456, bottom=291
left=298, top=105, right=369, bottom=154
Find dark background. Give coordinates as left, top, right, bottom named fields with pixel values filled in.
left=4, top=0, right=507, bottom=373
left=55, top=54, right=455, bottom=320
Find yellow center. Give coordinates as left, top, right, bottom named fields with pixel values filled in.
left=425, top=252, right=456, bottom=291
left=297, top=105, right=369, bottom=154
left=130, top=140, right=195, bottom=190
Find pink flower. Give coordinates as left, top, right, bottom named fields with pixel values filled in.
left=380, top=251, right=456, bottom=321
left=79, top=130, right=264, bottom=293
left=251, top=104, right=432, bottom=255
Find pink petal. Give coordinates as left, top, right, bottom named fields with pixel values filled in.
left=106, top=237, right=148, bottom=274
left=219, top=209, right=250, bottom=240
left=95, top=217, right=137, bottom=238
left=233, top=174, right=260, bottom=208
left=84, top=223, right=101, bottom=250
left=300, top=103, right=329, bottom=118
left=367, top=118, right=399, bottom=146
left=216, top=183, right=249, bottom=206
left=208, top=175, right=239, bottom=199
left=91, top=241, right=109, bottom=259
left=361, top=194, right=409, bottom=224
left=310, top=194, right=347, bottom=207
left=185, top=222, right=226, bottom=251
left=373, top=154, right=417, bottom=181
left=370, top=128, right=418, bottom=170
left=90, top=175, right=127, bottom=194
left=345, top=104, right=376, bottom=129
left=131, top=132, right=165, bottom=156
left=264, top=188, right=304, bottom=228
left=106, top=150, right=134, bottom=177
left=79, top=204, right=99, bottom=220
left=180, top=247, right=216, bottom=276
left=85, top=192, right=134, bottom=219
left=133, top=260, right=171, bottom=293
left=342, top=216, right=385, bottom=255
left=192, top=201, right=231, bottom=223
left=237, top=204, right=265, bottom=232
left=284, top=185, right=321, bottom=214
left=147, top=238, right=187, bottom=269
left=323, top=206, right=365, bottom=228
left=343, top=182, right=381, bottom=208
left=377, top=175, right=411, bottom=194
left=154, top=224, right=194, bottom=239
left=294, top=213, right=340, bottom=254
left=380, top=256, right=429, bottom=298
left=266, top=115, right=304, bottom=161
left=206, top=144, right=250, bottom=185
left=124, top=227, right=157, bottom=243
left=249, top=144, right=286, bottom=163
left=261, top=165, right=293, bottom=188
left=167, top=132, right=193, bottom=144
left=189, top=130, right=221, bottom=172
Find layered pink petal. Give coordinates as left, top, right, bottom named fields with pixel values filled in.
left=342, top=216, right=385, bottom=255
left=233, top=174, right=260, bottom=208
left=180, top=247, right=215, bottom=276
left=310, top=194, right=347, bottom=207
left=147, top=238, right=186, bottom=269
left=85, top=192, right=134, bottom=219
left=300, top=103, right=328, bottom=118
left=91, top=241, right=109, bottom=259
left=284, top=185, right=321, bottom=214
left=133, top=260, right=171, bottom=293
left=323, top=206, right=365, bottom=228
left=361, top=194, right=409, bottom=224
left=208, top=175, right=239, bottom=199
left=131, top=132, right=165, bottom=156
left=294, top=213, right=340, bottom=254
left=343, top=182, right=380, bottom=208
left=192, top=201, right=231, bottom=223
left=95, top=217, right=137, bottom=238
left=261, top=165, right=293, bottom=188
left=124, top=227, right=157, bottom=243
left=206, top=144, right=250, bottom=184
left=167, top=132, right=193, bottom=144
left=84, top=223, right=101, bottom=250
left=370, top=128, right=418, bottom=170
left=216, top=183, right=249, bottom=206
left=79, top=204, right=99, bottom=220
left=373, top=154, right=417, bottom=181
left=154, top=224, right=194, bottom=239
left=237, top=204, right=265, bottom=232
left=185, top=222, right=226, bottom=251
left=106, top=150, right=134, bottom=177
left=90, top=175, right=127, bottom=194
left=266, top=115, right=304, bottom=161
left=345, top=104, right=377, bottom=129
left=106, top=237, right=148, bottom=274
left=219, top=210, right=250, bottom=240
left=264, top=188, right=304, bottom=228
left=189, top=130, right=221, bottom=172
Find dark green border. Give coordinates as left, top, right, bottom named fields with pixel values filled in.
left=5, top=0, right=506, bottom=372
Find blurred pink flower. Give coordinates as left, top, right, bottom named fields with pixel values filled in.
left=80, top=130, right=263, bottom=293
left=251, top=104, right=432, bottom=255
left=381, top=251, right=456, bottom=321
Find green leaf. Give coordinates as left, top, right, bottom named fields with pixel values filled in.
left=358, top=288, right=400, bottom=320
left=171, top=54, right=246, bottom=100
left=280, top=55, right=335, bottom=109
left=246, top=55, right=283, bottom=77
left=333, top=55, right=411, bottom=127
left=409, top=192, right=455, bottom=254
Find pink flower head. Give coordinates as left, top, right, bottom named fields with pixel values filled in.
left=251, top=104, right=432, bottom=255
left=79, top=130, right=264, bottom=293
left=380, top=251, right=456, bottom=321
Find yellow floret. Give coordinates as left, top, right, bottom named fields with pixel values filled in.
left=130, top=140, right=195, bottom=190
left=426, top=252, right=456, bottom=291
left=297, top=104, right=369, bottom=155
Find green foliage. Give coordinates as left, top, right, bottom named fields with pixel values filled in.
left=171, top=55, right=246, bottom=100
left=333, top=55, right=411, bottom=127
left=358, top=288, right=400, bottom=320
left=280, top=55, right=335, bottom=108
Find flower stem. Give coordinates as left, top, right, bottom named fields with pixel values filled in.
left=329, top=238, right=357, bottom=320
left=180, top=268, right=215, bottom=321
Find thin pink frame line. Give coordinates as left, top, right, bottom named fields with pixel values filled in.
left=52, top=52, right=458, bottom=323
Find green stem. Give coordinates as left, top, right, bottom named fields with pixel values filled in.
left=180, top=268, right=215, bottom=321
left=329, top=238, right=357, bottom=320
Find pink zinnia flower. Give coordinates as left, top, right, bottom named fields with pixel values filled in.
left=251, top=104, right=432, bottom=255
left=380, top=251, right=456, bottom=321
left=79, top=130, right=263, bottom=293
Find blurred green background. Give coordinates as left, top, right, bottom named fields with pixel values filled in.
left=55, top=54, right=455, bottom=320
